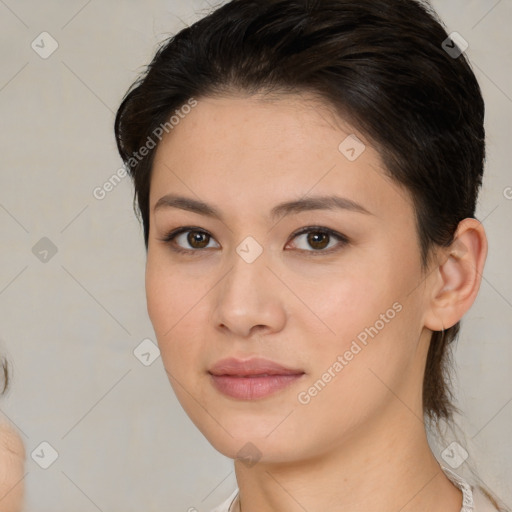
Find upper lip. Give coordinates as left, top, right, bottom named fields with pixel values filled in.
left=208, top=357, right=304, bottom=377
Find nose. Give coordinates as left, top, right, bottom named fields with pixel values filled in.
left=211, top=242, right=287, bottom=340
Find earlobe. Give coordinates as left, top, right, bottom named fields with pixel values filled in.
left=424, top=218, right=488, bottom=331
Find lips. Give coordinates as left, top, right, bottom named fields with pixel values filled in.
left=209, top=357, right=304, bottom=377
left=208, top=357, right=305, bottom=400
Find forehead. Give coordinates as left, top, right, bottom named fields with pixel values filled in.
left=149, top=93, right=413, bottom=222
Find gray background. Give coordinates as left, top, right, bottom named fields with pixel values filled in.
left=0, top=0, right=510, bottom=510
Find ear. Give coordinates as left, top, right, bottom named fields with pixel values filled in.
left=423, top=218, right=488, bottom=331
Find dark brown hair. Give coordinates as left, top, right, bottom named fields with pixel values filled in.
left=114, top=0, right=485, bottom=424
left=1, top=357, right=9, bottom=395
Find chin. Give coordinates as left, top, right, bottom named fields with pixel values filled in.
left=206, top=434, right=297, bottom=466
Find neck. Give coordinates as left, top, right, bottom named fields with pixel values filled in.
left=233, top=409, right=462, bottom=512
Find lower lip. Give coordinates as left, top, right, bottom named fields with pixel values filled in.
left=209, top=373, right=304, bottom=400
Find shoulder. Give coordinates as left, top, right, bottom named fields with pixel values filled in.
left=207, top=489, right=238, bottom=512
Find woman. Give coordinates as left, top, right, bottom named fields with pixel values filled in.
left=114, top=0, right=508, bottom=510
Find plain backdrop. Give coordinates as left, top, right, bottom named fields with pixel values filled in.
left=0, top=0, right=511, bottom=510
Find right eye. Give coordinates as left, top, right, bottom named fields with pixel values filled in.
left=158, top=227, right=220, bottom=255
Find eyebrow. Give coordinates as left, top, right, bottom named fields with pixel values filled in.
left=154, top=193, right=373, bottom=221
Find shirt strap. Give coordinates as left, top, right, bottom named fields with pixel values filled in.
left=442, top=465, right=475, bottom=511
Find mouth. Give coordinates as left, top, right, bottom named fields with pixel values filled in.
left=208, top=357, right=305, bottom=400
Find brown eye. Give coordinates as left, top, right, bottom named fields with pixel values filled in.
left=289, top=227, right=349, bottom=254
left=159, top=227, right=220, bottom=254
left=305, top=231, right=330, bottom=250
left=159, top=225, right=348, bottom=256
left=186, top=230, right=210, bottom=249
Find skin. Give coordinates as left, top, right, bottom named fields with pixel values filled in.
left=145, top=92, right=487, bottom=512
left=0, top=421, right=25, bottom=512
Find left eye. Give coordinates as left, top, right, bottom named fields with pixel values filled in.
left=159, top=226, right=349, bottom=255
left=289, top=227, right=348, bottom=253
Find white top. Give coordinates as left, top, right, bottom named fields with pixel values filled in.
left=208, top=466, right=499, bottom=512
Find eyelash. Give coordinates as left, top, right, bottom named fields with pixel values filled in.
left=157, top=226, right=349, bottom=257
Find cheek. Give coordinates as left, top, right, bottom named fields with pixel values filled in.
left=145, top=251, right=195, bottom=332
left=145, top=257, right=188, bottom=356
left=145, top=255, right=212, bottom=373
left=145, top=259, right=170, bottom=335
left=296, top=297, right=420, bottom=434
left=311, top=247, right=421, bottom=370
left=312, top=261, right=393, bottom=337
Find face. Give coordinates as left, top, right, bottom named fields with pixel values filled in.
left=146, top=93, right=434, bottom=464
